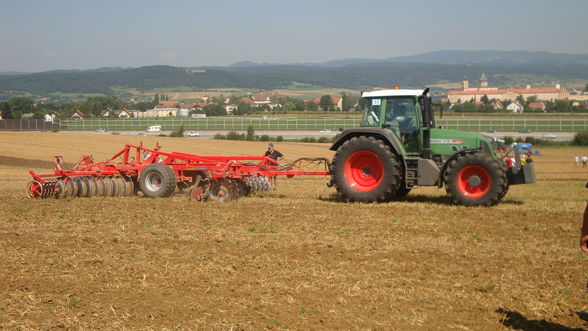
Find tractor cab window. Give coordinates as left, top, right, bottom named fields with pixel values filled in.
left=384, top=97, right=419, bottom=151
left=361, top=98, right=382, bottom=127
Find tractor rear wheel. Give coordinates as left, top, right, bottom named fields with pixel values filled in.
left=330, top=136, right=401, bottom=202
left=139, top=163, right=177, bottom=198
left=444, top=152, right=507, bottom=206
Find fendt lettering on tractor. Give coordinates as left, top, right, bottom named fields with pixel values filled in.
left=328, top=87, right=536, bottom=206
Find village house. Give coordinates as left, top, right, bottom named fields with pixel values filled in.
left=312, top=97, right=343, bottom=110
left=44, top=113, right=56, bottom=122
left=240, top=97, right=255, bottom=105
left=225, top=104, right=238, bottom=114
left=448, top=73, right=570, bottom=103
left=155, top=100, right=179, bottom=109
left=506, top=101, right=524, bottom=113
left=70, top=109, right=84, bottom=119
left=527, top=101, right=546, bottom=112
left=252, top=92, right=275, bottom=106
left=490, top=100, right=504, bottom=110
left=101, top=108, right=132, bottom=118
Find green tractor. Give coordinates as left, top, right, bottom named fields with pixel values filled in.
left=329, top=88, right=535, bottom=206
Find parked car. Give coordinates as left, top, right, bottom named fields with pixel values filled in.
left=320, top=129, right=332, bottom=133
left=519, top=129, right=532, bottom=133
left=95, top=128, right=106, bottom=133
left=542, top=133, right=557, bottom=139
left=485, top=129, right=496, bottom=133
left=187, top=131, right=199, bottom=137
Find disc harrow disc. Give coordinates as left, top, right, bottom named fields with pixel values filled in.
left=26, top=180, right=44, bottom=199
left=54, top=179, right=67, bottom=199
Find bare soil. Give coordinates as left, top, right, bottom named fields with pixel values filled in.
left=1, top=132, right=587, bottom=329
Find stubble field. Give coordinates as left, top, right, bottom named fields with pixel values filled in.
left=0, top=132, right=587, bottom=329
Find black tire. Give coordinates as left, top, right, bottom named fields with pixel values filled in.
left=139, top=163, right=177, bottom=198
left=330, top=136, right=401, bottom=202
left=444, top=152, right=507, bottom=207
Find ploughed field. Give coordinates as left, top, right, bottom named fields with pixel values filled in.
left=0, top=132, right=587, bottom=329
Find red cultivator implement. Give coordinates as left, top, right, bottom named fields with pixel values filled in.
left=26, top=142, right=330, bottom=201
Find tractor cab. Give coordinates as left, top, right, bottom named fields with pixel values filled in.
left=358, top=88, right=494, bottom=161
left=360, top=89, right=425, bottom=154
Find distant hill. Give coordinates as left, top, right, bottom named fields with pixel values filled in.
left=1, top=51, right=587, bottom=95
left=0, top=71, right=29, bottom=76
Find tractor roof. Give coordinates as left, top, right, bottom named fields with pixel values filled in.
left=362, top=89, right=425, bottom=98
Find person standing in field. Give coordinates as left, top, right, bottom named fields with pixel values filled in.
left=264, top=143, right=283, bottom=189
left=579, top=182, right=588, bottom=254
left=582, top=155, right=588, bottom=168
left=576, top=155, right=580, bottom=167
left=264, top=143, right=283, bottom=163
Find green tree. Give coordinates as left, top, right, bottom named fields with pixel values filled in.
left=319, top=95, right=333, bottom=111
left=357, top=97, right=367, bottom=110
left=480, top=95, right=490, bottom=105
left=341, top=92, right=356, bottom=111
left=80, top=96, right=122, bottom=117
left=516, top=94, right=525, bottom=104
left=8, top=97, right=35, bottom=118
left=246, top=126, right=255, bottom=140
left=526, top=96, right=538, bottom=105
left=305, top=100, right=318, bottom=111
left=0, top=101, right=12, bottom=119
left=154, top=93, right=160, bottom=105
left=572, top=131, right=588, bottom=146
left=203, top=104, right=226, bottom=116
left=283, top=101, right=296, bottom=112
left=234, top=102, right=252, bottom=115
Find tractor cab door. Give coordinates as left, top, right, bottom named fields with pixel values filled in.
left=383, top=97, right=420, bottom=153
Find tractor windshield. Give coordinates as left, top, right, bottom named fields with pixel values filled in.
left=361, top=98, right=382, bottom=127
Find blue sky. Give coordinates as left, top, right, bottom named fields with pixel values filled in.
left=1, top=0, right=587, bottom=72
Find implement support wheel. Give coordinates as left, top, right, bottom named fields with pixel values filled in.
left=139, top=163, right=177, bottom=198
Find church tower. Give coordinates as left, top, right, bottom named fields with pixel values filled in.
left=479, top=72, right=489, bottom=88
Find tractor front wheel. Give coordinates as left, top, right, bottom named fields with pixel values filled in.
left=330, top=136, right=401, bottom=202
left=139, top=163, right=177, bottom=198
left=444, top=152, right=507, bottom=206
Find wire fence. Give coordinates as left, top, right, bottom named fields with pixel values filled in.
left=1, top=117, right=588, bottom=132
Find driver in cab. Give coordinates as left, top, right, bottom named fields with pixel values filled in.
left=385, top=103, right=416, bottom=145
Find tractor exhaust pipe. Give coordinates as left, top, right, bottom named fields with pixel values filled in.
left=421, top=88, right=433, bottom=159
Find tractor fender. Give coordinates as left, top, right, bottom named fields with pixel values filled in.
left=330, top=128, right=406, bottom=167
left=437, top=148, right=481, bottom=188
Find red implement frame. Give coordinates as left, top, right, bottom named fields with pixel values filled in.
left=27, top=142, right=330, bottom=199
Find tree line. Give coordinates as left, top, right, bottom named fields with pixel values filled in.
left=0, top=92, right=362, bottom=119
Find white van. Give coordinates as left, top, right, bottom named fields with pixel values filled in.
left=146, top=125, right=162, bottom=133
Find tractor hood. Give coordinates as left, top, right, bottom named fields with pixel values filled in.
left=429, top=128, right=491, bottom=156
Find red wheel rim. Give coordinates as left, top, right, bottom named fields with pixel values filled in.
left=344, top=151, right=384, bottom=192
left=457, top=165, right=491, bottom=198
